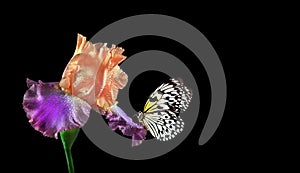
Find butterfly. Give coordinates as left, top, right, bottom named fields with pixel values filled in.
left=137, top=78, right=192, bottom=141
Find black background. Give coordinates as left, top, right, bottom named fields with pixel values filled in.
left=6, top=3, right=290, bottom=173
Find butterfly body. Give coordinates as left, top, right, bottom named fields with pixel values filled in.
left=137, top=78, right=192, bottom=141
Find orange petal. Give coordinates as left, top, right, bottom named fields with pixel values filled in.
left=97, top=66, right=128, bottom=110
left=60, top=34, right=127, bottom=110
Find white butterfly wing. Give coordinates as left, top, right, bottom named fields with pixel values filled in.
left=141, top=110, right=184, bottom=141
left=138, top=78, right=192, bottom=141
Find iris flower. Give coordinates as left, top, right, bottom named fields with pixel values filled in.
left=23, top=34, right=146, bottom=173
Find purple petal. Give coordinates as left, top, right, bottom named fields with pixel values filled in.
left=23, top=79, right=91, bottom=138
left=104, top=105, right=147, bottom=147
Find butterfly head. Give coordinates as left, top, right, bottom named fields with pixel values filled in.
left=136, top=111, right=144, bottom=123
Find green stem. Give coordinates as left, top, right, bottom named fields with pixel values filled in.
left=64, top=148, right=75, bottom=173
left=60, top=128, right=80, bottom=173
